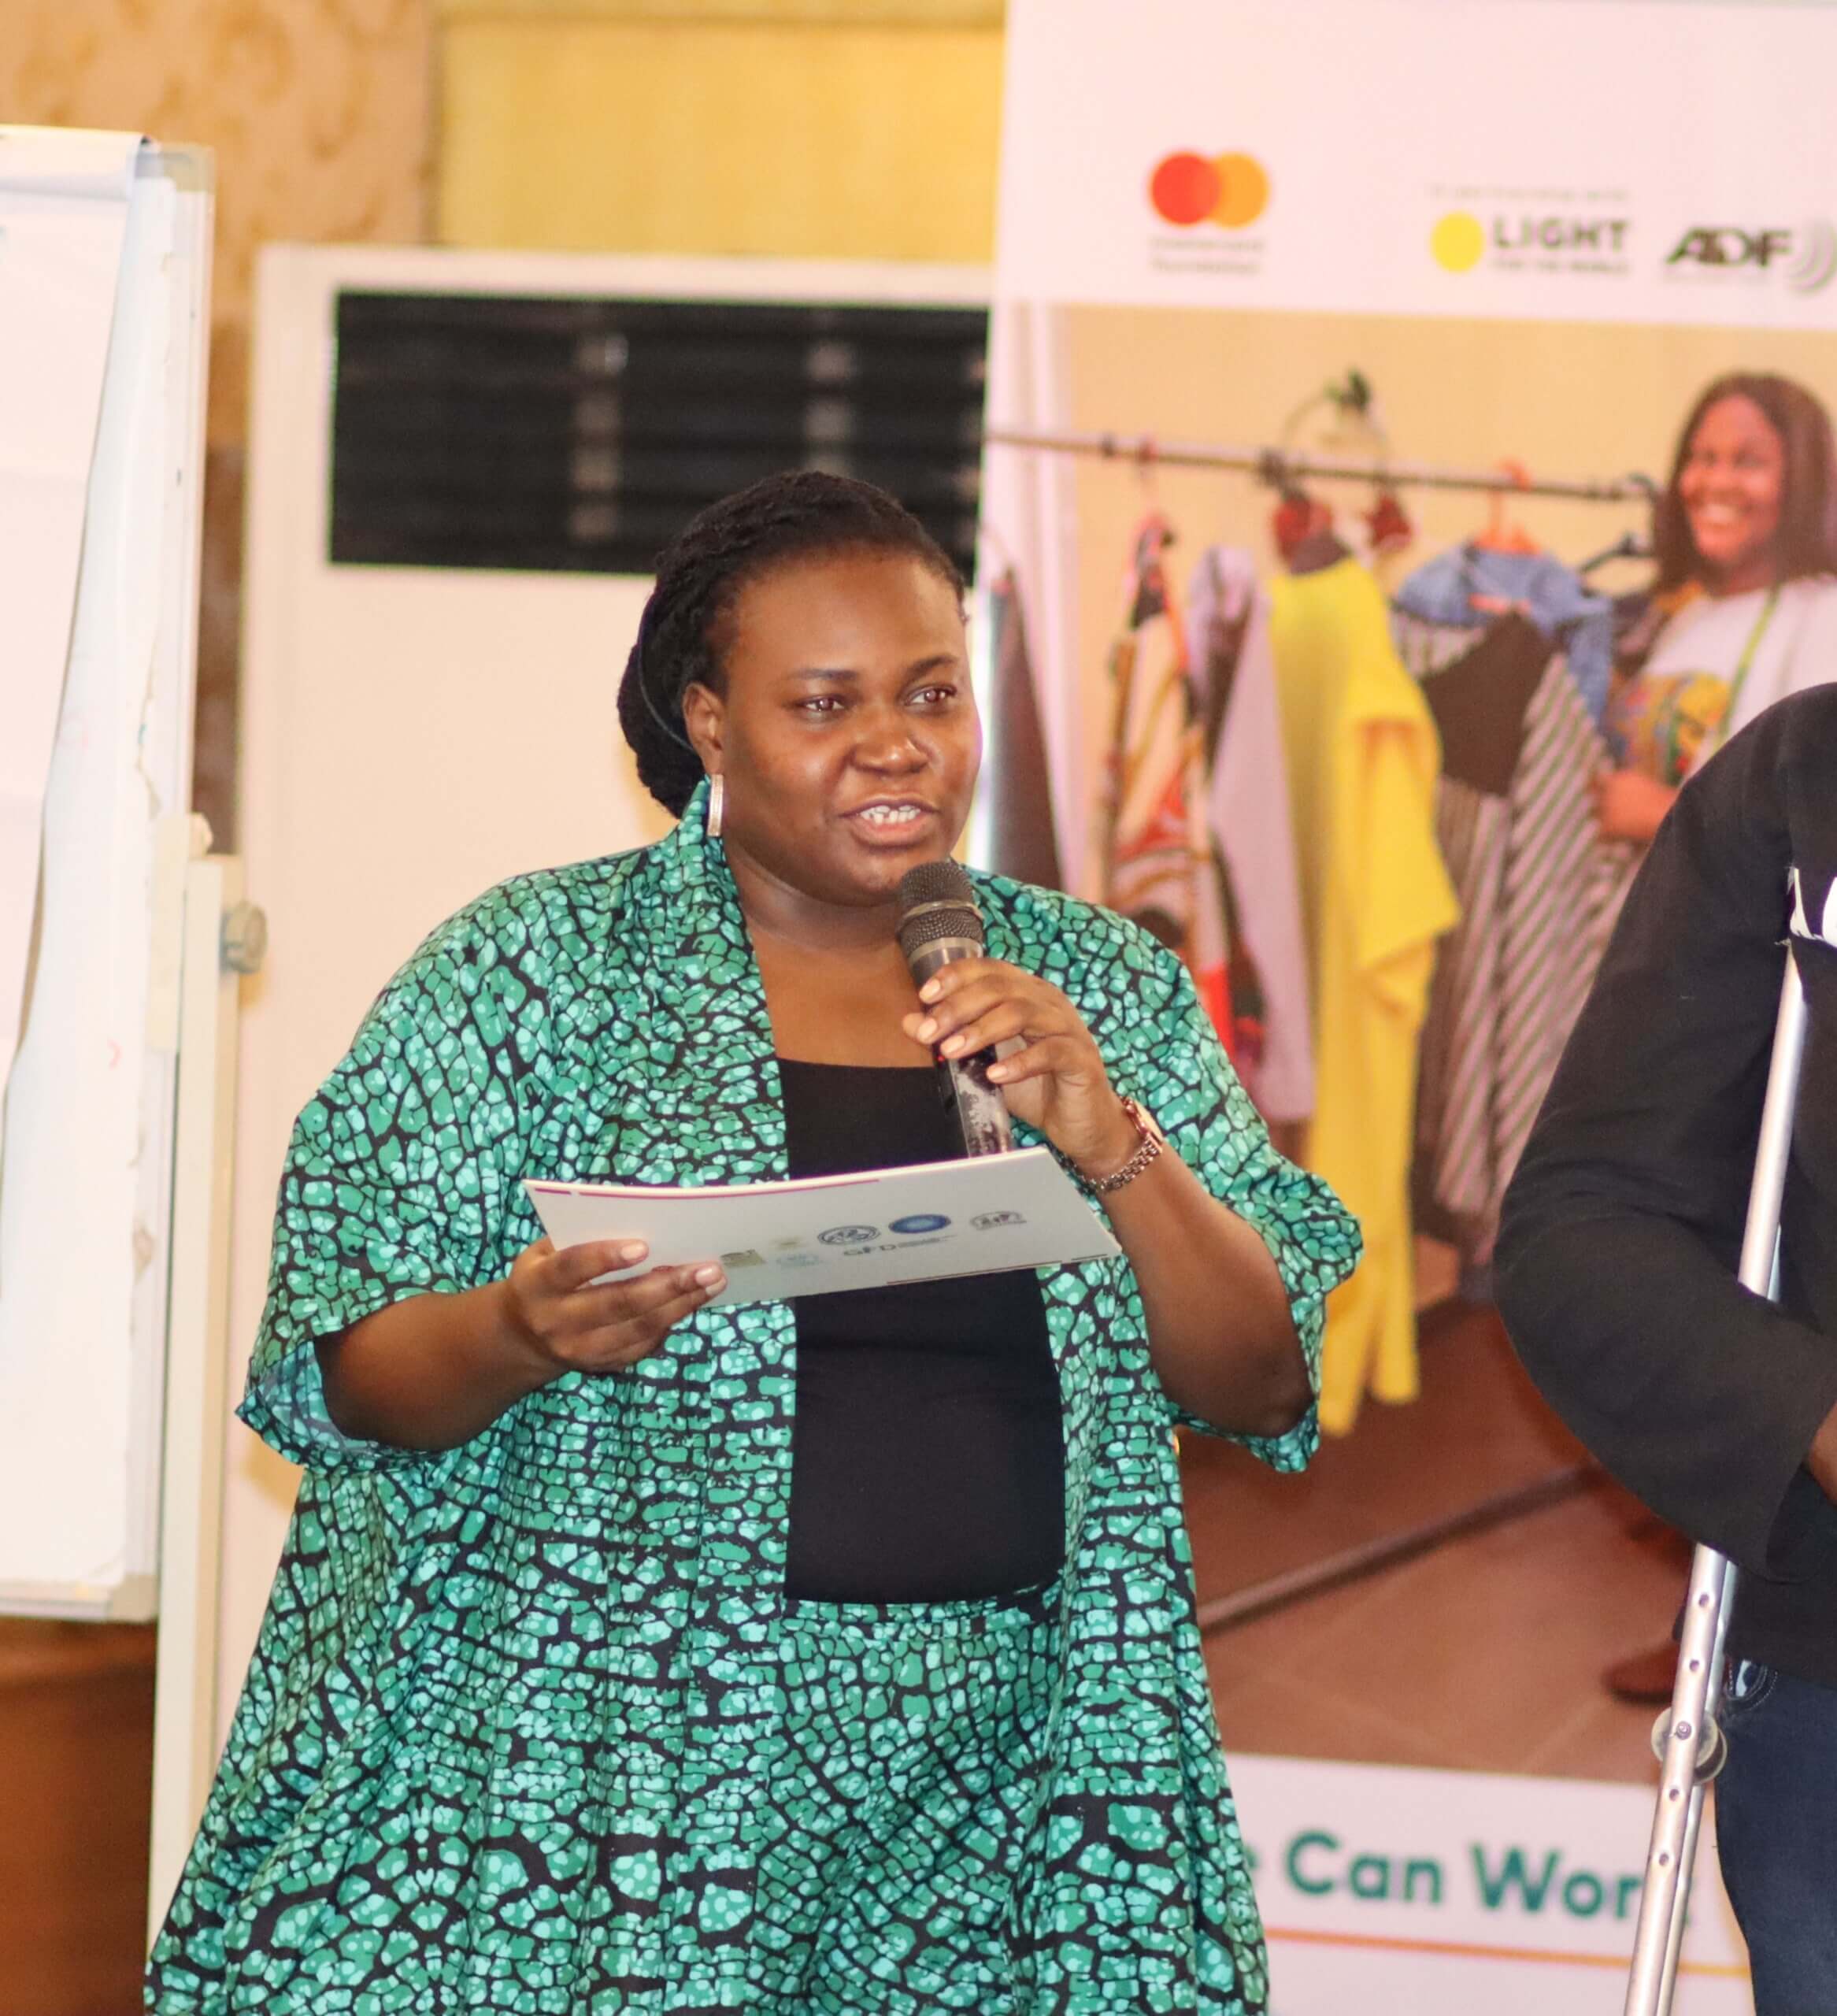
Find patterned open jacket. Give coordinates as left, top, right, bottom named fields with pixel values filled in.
left=149, top=786, right=1358, bottom=2014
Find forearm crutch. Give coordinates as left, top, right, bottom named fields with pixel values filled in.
left=1624, top=947, right=1809, bottom=2016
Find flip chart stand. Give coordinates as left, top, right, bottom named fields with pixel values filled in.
left=145, top=816, right=265, bottom=1941
left=1624, top=949, right=1808, bottom=2016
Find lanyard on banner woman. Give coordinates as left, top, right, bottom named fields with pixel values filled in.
left=1716, top=584, right=1783, bottom=748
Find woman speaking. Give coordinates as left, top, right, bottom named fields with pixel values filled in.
left=148, top=472, right=1357, bottom=2014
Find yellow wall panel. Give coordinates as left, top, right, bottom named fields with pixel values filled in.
left=437, top=17, right=1003, bottom=261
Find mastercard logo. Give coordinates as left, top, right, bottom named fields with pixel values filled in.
left=1149, top=150, right=1270, bottom=231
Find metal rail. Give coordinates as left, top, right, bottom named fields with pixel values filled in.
left=983, top=423, right=1656, bottom=505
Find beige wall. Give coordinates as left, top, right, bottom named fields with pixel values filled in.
left=2, top=1, right=1009, bottom=410
left=5, top=0, right=1006, bottom=845
left=3, top=0, right=435, bottom=847
left=2, top=0, right=434, bottom=445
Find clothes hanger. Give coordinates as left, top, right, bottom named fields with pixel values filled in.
left=1272, top=372, right=1378, bottom=572
left=1131, top=436, right=1178, bottom=543
left=1472, top=460, right=1540, bottom=555
left=1576, top=529, right=1654, bottom=577
left=1363, top=483, right=1414, bottom=560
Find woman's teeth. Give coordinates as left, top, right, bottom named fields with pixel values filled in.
left=856, top=804, right=924, bottom=826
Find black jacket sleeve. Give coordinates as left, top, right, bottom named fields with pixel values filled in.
left=1497, top=691, right=1837, bottom=1581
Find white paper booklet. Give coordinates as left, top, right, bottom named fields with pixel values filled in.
left=525, top=1147, right=1120, bottom=1306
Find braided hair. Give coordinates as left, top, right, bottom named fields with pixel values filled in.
left=617, top=469, right=966, bottom=815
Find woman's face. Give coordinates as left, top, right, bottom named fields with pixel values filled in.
left=1679, top=394, right=1787, bottom=587
left=683, top=548, right=980, bottom=917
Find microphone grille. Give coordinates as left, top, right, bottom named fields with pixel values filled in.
left=898, top=859, right=977, bottom=911
left=896, top=860, right=984, bottom=961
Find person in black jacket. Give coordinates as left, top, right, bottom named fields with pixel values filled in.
left=1498, top=686, right=1837, bottom=2013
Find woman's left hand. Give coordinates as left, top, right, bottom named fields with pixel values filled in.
left=903, top=959, right=1139, bottom=1178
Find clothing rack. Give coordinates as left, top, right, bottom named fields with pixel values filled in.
left=983, top=424, right=1656, bottom=506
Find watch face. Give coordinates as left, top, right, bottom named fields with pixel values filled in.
left=1128, top=1098, right=1167, bottom=1144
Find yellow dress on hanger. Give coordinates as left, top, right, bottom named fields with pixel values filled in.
left=1269, top=554, right=1458, bottom=1432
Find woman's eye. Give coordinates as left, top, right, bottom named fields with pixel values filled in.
left=911, top=685, right=957, bottom=706
left=796, top=695, right=846, bottom=716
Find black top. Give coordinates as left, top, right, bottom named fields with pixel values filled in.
left=1498, top=687, right=1837, bottom=1684
left=778, top=1059, right=1065, bottom=1603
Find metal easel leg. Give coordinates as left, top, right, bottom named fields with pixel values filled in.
left=1624, top=950, right=1808, bottom=2016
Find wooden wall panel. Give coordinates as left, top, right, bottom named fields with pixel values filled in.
left=0, top=1623, right=156, bottom=2016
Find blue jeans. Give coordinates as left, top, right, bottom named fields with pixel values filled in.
left=1714, top=1658, right=1837, bottom=2014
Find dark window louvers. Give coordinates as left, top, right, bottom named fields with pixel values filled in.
left=328, top=291, right=988, bottom=580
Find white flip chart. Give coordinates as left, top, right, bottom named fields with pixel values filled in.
left=0, top=129, right=143, bottom=1099
left=0, top=132, right=210, bottom=1614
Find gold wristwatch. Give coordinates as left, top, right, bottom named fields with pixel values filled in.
left=1084, top=1096, right=1165, bottom=1195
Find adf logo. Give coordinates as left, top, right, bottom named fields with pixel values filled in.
left=1149, top=150, right=1269, bottom=231
left=1665, top=221, right=1837, bottom=294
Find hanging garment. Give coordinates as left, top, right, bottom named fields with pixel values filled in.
left=1186, top=546, right=1315, bottom=1125
left=1270, top=555, right=1459, bottom=1433
left=985, top=569, right=1065, bottom=891
left=148, top=782, right=1361, bottom=2013
left=1394, top=543, right=1617, bottom=724
left=1099, top=515, right=1243, bottom=1055
left=1391, top=610, right=1616, bottom=1269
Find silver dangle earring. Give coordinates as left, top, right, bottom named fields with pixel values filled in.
left=707, top=772, right=725, bottom=839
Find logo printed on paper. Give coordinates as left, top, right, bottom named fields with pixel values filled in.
left=1148, top=150, right=1269, bottom=231
left=1664, top=220, right=1837, bottom=294
left=818, top=1224, right=880, bottom=1246
left=1428, top=193, right=1631, bottom=279
left=972, top=1210, right=1024, bottom=1230
left=889, top=1214, right=951, bottom=1236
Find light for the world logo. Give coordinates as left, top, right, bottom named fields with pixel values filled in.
left=1149, top=150, right=1269, bottom=230
left=1431, top=211, right=1486, bottom=273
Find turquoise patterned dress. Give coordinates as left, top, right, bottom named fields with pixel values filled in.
left=147, top=784, right=1359, bottom=2014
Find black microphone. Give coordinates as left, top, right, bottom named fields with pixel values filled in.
left=897, top=861, right=1013, bottom=1156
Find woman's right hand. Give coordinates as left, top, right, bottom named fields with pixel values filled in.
left=502, top=1238, right=727, bottom=1376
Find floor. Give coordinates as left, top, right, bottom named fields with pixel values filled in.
left=1182, top=1298, right=1687, bottom=1784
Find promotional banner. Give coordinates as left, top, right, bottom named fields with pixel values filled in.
left=1231, top=1756, right=1748, bottom=2013
left=985, top=1, right=1837, bottom=2007
left=997, top=0, right=1837, bottom=332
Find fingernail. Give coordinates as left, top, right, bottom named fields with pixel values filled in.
left=940, top=1034, right=964, bottom=1056
left=693, top=1264, right=724, bottom=1288
left=987, top=1062, right=1007, bottom=1082
left=916, top=1018, right=938, bottom=1043
left=920, top=980, right=941, bottom=1002
left=618, top=1241, right=648, bottom=1265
